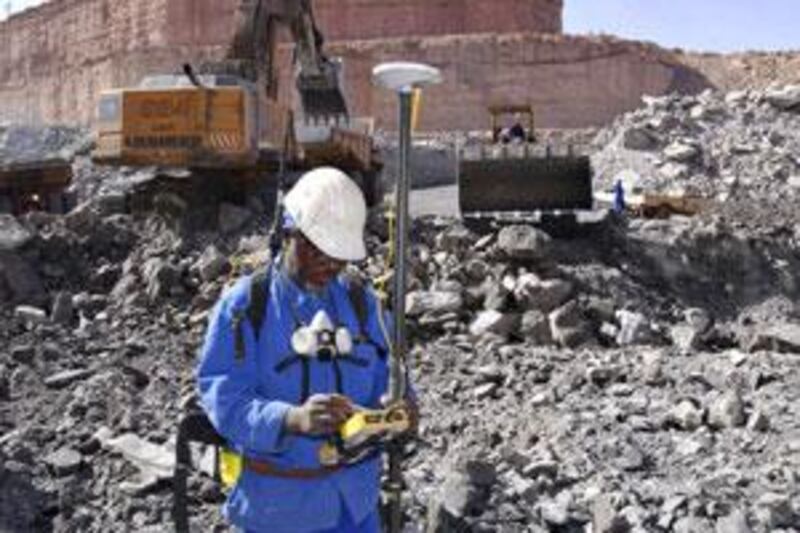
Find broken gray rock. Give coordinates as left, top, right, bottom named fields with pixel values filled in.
left=747, top=323, right=800, bottom=353
left=11, top=345, right=35, bottom=365
left=45, top=447, right=82, bottom=477
left=747, top=409, right=770, bottom=432
left=51, top=291, right=74, bottom=325
left=13, top=305, right=48, bottom=325
left=142, top=258, right=182, bottom=301
left=755, top=492, right=795, bottom=528
left=406, top=291, right=463, bottom=317
left=0, top=251, right=45, bottom=304
left=664, top=141, right=700, bottom=162
left=469, top=310, right=519, bottom=338
left=110, top=273, right=138, bottom=302
left=615, top=310, right=656, bottom=346
left=481, top=280, right=510, bottom=311
left=0, top=215, right=33, bottom=251
left=715, top=510, right=751, bottom=533
left=539, top=493, right=571, bottom=525
left=514, top=274, right=572, bottom=313
left=89, top=264, right=122, bottom=293
left=497, top=225, right=552, bottom=261
left=71, top=292, right=108, bottom=317
left=592, top=493, right=630, bottom=533
left=670, top=399, right=704, bottom=431
left=708, top=390, right=746, bottom=429
left=685, top=308, right=712, bottom=332
left=95, top=193, right=128, bottom=217
left=519, top=310, right=552, bottom=345
left=549, top=300, right=593, bottom=348
left=671, top=325, right=702, bottom=354
left=44, top=369, right=94, bottom=389
left=218, top=203, right=251, bottom=234
left=672, top=309, right=713, bottom=353
left=95, top=427, right=175, bottom=495
left=434, top=225, right=473, bottom=253
left=641, top=350, right=666, bottom=385
left=193, top=245, right=229, bottom=282
left=765, top=85, right=800, bottom=111
left=659, top=161, right=690, bottom=180
left=473, top=382, right=498, bottom=400
left=672, top=516, right=711, bottom=533
left=623, top=126, right=659, bottom=150
left=426, top=469, right=486, bottom=530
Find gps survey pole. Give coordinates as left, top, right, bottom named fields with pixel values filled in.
left=372, top=62, right=441, bottom=533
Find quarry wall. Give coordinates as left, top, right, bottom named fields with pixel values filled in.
left=315, top=34, right=710, bottom=131
left=0, top=0, right=714, bottom=130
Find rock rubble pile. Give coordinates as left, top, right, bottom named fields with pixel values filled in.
left=0, top=125, right=91, bottom=166
left=592, top=85, right=800, bottom=231
left=1, top=87, right=800, bottom=532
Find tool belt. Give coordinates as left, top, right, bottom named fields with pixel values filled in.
left=244, top=457, right=343, bottom=479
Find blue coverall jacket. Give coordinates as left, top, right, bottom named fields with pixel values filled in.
left=197, top=265, right=392, bottom=532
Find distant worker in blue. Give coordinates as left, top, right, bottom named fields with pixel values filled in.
left=197, top=167, right=415, bottom=532
left=613, top=179, right=626, bottom=215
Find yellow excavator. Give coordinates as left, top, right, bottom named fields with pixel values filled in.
left=92, top=0, right=381, bottom=210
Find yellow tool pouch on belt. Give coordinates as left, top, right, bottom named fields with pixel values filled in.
left=219, top=448, right=243, bottom=488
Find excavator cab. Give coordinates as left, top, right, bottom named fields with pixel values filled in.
left=458, top=104, right=593, bottom=224
left=489, top=104, right=536, bottom=144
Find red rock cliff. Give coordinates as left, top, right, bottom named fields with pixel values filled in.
left=0, top=0, right=712, bottom=130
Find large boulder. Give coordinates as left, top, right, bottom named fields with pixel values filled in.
left=497, top=225, right=552, bottom=261
left=764, top=85, right=800, bottom=111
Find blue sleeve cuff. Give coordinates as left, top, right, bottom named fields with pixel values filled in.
left=248, top=399, right=294, bottom=453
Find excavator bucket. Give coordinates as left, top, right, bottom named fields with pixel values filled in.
left=296, top=67, right=349, bottom=121
left=458, top=143, right=593, bottom=216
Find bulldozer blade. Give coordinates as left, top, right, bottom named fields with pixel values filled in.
left=458, top=146, right=593, bottom=214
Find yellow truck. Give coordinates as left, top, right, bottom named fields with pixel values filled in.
left=594, top=189, right=708, bottom=218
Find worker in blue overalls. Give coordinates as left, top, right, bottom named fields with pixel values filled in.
left=197, top=167, right=413, bottom=532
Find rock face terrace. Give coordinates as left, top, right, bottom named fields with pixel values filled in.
left=0, top=0, right=711, bottom=130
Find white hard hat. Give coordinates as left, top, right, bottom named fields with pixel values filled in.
left=283, top=167, right=367, bottom=262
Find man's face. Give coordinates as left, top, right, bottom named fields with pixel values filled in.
left=293, top=232, right=346, bottom=290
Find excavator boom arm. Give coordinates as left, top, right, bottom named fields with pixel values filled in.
left=228, top=0, right=348, bottom=120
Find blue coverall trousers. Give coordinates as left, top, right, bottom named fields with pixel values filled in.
left=244, top=501, right=381, bottom=533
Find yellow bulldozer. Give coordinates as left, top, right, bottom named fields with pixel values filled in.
left=457, top=104, right=595, bottom=233
left=92, top=0, right=382, bottom=211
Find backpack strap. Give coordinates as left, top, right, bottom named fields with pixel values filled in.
left=233, top=267, right=271, bottom=362
left=347, top=278, right=369, bottom=341
left=344, top=271, right=388, bottom=360
left=247, top=267, right=271, bottom=343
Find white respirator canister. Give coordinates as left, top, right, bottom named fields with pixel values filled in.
left=291, top=310, right=353, bottom=358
